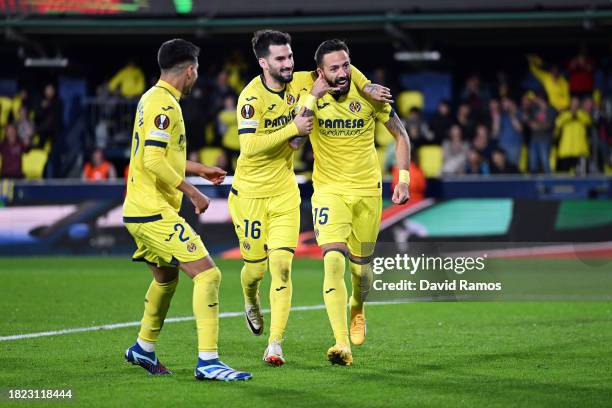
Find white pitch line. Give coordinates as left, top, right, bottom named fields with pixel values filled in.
left=0, top=304, right=324, bottom=342
left=0, top=302, right=414, bottom=342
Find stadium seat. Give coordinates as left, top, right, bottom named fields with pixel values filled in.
left=22, top=149, right=48, bottom=179
left=417, top=145, right=443, bottom=178
left=399, top=71, right=452, bottom=115
left=199, top=147, right=224, bottom=167
left=396, top=91, right=424, bottom=118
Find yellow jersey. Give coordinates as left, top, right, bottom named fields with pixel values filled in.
left=306, top=79, right=392, bottom=197
left=555, top=109, right=591, bottom=158
left=123, top=80, right=186, bottom=221
left=233, top=68, right=370, bottom=199
left=108, top=64, right=146, bottom=98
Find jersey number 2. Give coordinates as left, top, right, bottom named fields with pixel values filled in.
left=173, top=223, right=190, bottom=242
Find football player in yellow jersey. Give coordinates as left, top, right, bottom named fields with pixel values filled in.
left=123, top=39, right=251, bottom=381
left=230, top=30, right=392, bottom=366
left=298, top=39, right=411, bottom=365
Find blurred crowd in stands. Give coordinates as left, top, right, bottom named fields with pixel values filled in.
left=382, top=51, right=611, bottom=180
left=1, top=47, right=611, bottom=181
left=0, top=83, right=63, bottom=179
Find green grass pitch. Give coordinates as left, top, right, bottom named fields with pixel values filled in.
left=1, top=257, right=611, bottom=407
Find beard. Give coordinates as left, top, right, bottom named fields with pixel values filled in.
left=270, top=66, right=294, bottom=84
left=182, top=79, right=195, bottom=96
left=328, top=73, right=351, bottom=96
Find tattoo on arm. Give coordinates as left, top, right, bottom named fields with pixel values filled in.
left=385, top=113, right=408, bottom=138
left=301, top=107, right=315, bottom=117
left=363, top=84, right=375, bottom=94
left=385, top=112, right=411, bottom=168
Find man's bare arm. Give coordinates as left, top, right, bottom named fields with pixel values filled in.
left=186, top=160, right=226, bottom=185
left=363, top=83, right=394, bottom=103
left=385, top=112, right=411, bottom=170
left=385, top=112, right=411, bottom=205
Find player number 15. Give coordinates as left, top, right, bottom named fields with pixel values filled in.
left=313, top=207, right=329, bottom=225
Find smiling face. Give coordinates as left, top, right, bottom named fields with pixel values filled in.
left=318, top=50, right=352, bottom=96
left=260, top=44, right=294, bottom=84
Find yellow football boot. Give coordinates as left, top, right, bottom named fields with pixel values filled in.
left=326, top=344, right=353, bottom=366
left=349, top=307, right=366, bottom=346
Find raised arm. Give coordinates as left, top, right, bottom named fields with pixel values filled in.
left=527, top=54, right=548, bottom=83
left=288, top=72, right=339, bottom=150
left=351, top=65, right=394, bottom=104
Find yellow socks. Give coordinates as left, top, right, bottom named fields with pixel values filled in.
left=138, top=277, right=178, bottom=344
left=268, top=249, right=293, bottom=343
left=193, top=267, right=222, bottom=352
left=323, top=250, right=349, bottom=346
left=240, top=261, right=267, bottom=306
left=349, top=260, right=373, bottom=310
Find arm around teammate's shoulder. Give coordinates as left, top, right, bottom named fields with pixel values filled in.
left=236, top=90, right=306, bottom=157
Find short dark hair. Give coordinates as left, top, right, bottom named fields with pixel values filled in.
left=314, top=39, right=349, bottom=66
left=157, top=39, right=200, bottom=71
left=252, top=30, right=291, bottom=59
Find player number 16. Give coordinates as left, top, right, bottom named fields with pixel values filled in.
left=243, top=219, right=261, bottom=239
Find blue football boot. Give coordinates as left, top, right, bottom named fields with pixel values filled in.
left=125, top=342, right=171, bottom=375
left=194, top=358, right=252, bottom=382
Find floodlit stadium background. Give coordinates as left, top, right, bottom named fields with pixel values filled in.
left=1, top=2, right=611, bottom=407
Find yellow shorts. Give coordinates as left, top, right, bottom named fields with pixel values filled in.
left=311, top=191, right=382, bottom=258
left=124, top=212, right=209, bottom=268
left=228, top=188, right=301, bottom=262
